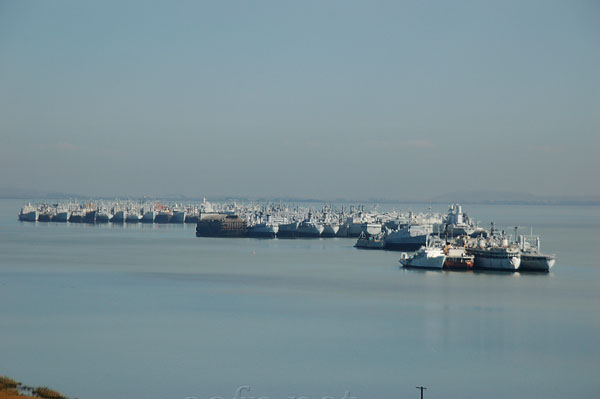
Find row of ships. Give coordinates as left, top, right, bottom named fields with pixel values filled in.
left=19, top=201, right=555, bottom=272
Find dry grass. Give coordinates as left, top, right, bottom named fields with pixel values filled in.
left=0, top=378, right=18, bottom=390
left=31, top=388, right=65, bottom=399
left=0, top=377, right=67, bottom=399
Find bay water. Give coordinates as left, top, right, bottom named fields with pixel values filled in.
left=1, top=200, right=599, bottom=399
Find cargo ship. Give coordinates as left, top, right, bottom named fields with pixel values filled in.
left=196, top=214, right=248, bottom=237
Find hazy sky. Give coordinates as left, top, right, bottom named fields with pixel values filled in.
left=1, top=1, right=598, bottom=199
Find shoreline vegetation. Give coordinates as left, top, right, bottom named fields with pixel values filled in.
left=0, top=376, right=69, bottom=399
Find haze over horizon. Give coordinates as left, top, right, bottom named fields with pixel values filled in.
left=1, top=1, right=599, bottom=200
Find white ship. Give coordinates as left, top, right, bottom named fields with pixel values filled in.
left=399, top=245, right=446, bottom=269
left=516, top=229, right=555, bottom=272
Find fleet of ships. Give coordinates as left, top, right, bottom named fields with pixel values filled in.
left=18, top=200, right=555, bottom=272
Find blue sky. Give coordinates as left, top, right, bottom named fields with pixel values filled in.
left=1, top=1, right=598, bottom=199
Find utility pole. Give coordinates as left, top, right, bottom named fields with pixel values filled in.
left=416, top=386, right=427, bottom=399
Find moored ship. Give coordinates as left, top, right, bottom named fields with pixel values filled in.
left=516, top=231, right=555, bottom=272
left=18, top=205, right=38, bottom=222
left=399, top=245, right=446, bottom=269
left=278, top=221, right=299, bottom=237
left=354, top=232, right=385, bottom=249
left=384, top=224, right=431, bottom=250
left=467, top=240, right=521, bottom=271
left=443, top=244, right=475, bottom=269
left=196, top=214, right=247, bottom=237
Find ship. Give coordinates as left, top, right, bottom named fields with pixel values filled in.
left=69, top=211, right=85, bottom=223
left=321, top=222, right=340, bottom=237
left=141, top=210, right=155, bottom=223
left=125, top=211, right=141, bottom=223
left=354, top=232, right=385, bottom=249
left=53, top=209, right=70, bottom=223
left=112, top=210, right=126, bottom=223
left=18, top=204, right=38, bottom=222
left=196, top=214, right=247, bottom=237
left=467, top=238, right=521, bottom=271
left=248, top=223, right=279, bottom=238
left=399, top=245, right=446, bottom=269
left=442, top=244, right=475, bottom=269
left=515, top=229, right=555, bottom=272
left=442, top=204, right=477, bottom=237
left=384, top=224, right=432, bottom=250
left=84, top=210, right=97, bottom=224
left=171, top=210, right=186, bottom=224
left=278, top=221, right=299, bottom=237
left=297, top=213, right=324, bottom=237
left=155, top=210, right=172, bottom=224
left=96, top=209, right=112, bottom=223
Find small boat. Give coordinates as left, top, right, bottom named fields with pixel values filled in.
left=354, top=232, right=385, bottom=249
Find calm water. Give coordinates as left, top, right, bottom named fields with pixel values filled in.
left=1, top=200, right=599, bottom=399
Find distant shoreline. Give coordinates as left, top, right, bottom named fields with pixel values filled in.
left=1, top=194, right=599, bottom=206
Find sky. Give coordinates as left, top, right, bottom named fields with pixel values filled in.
left=0, top=0, right=598, bottom=200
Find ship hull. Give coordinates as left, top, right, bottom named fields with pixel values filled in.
left=112, top=211, right=126, bottom=224
left=297, top=223, right=324, bottom=238
left=53, top=212, right=70, bottom=223
left=96, top=213, right=111, bottom=223
left=155, top=213, right=172, bottom=224
left=18, top=211, right=38, bottom=222
left=84, top=211, right=97, bottom=224
left=443, top=258, right=474, bottom=269
left=126, top=214, right=141, bottom=223
left=248, top=225, right=279, bottom=238
left=469, top=249, right=521, bottom=271
left=321, top=225, right=339, bottom=237
left=38, top=213, right=52, bottom=222
left=171, top=211, right=186, bottom=224
left=355, top=240, right=385, bottom=249
left=278, top=222, right=298, bottom=237
left=401, top=254, right=446, bottom=269
left=141, top=212, right=155, bottom=223
left=519, top=254, right=555, bottom=272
